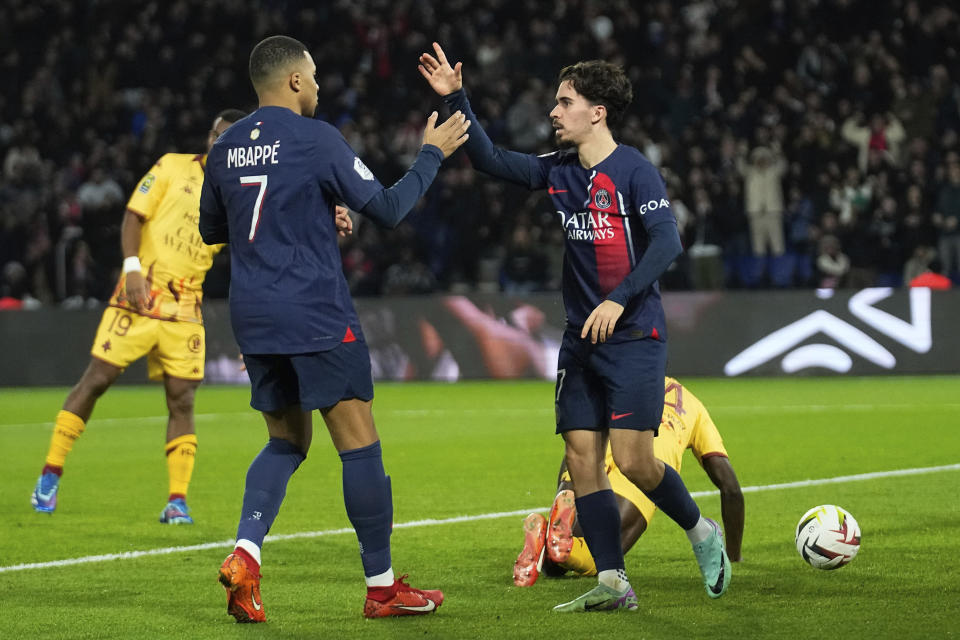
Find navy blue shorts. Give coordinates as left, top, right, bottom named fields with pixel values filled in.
left=243, top=341, right=374, bottom=412
left=555, top=330, right=666, bottom=434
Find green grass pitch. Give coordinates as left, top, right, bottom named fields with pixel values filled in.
left=2, top=377, right=959, bottom=639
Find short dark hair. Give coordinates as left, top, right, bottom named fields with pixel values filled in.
left=558, top=61, right=633, bottom=127
left=249, top=35, right=309, bottom=91
left=215, top=109, right=247, bottom=126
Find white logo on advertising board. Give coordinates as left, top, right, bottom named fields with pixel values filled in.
left=724, top=288, right=932, bottom=376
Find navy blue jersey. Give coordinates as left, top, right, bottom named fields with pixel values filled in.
left=443, top=89, right=680, bottom=343
left=529, top=145, right=675, bottom=341
left=199, top=107, right=382, bottom=354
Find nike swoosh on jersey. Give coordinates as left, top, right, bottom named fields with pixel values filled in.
left=393, top=600, right=436, bottom=613
left=548, top=186, right=568, bottom=194
left=610, top=411, right=634, bottom=420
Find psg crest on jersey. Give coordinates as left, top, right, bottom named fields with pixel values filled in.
left=593, top=188, right=612, bottom=210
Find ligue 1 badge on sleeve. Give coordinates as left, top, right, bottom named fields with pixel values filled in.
left=138, top=173, right=156, bottom=194
left=354, top=156, right=374, bottom=181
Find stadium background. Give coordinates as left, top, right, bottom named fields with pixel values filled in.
left=2, top=0, right=959, bottom=312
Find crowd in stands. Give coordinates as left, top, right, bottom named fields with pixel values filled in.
left=2, top=0, right=959, bottom=308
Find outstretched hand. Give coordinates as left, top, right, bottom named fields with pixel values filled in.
left=418, top=42, right=463, bottom=96
left=422, top=110, right=470, bottom=158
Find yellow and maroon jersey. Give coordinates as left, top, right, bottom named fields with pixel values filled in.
left=605, top=377, right=728, bottom=474
left=108, top=153, right=223, bottom=324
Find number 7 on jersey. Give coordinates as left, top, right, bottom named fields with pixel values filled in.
left=240, top=175, right=268, bottom=241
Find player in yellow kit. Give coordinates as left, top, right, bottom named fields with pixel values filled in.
left=30, top=109, right=246, bottom=523
left=514, top=377, right=744, bottom=585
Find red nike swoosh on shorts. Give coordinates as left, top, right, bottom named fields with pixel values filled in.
left=610, top=411, right=634, bottom=420
left=548, top=186, right=568, bottom=194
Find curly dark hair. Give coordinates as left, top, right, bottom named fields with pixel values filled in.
left=557, top=60, right=633, bottom=128
left=249, top=35, right=309, bottom=91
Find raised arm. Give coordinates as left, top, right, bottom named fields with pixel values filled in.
left=702, top=456, right=744, bottom=562
left=419, top=42, right=543, bottom=188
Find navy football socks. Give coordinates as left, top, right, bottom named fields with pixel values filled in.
left=644, top=463, right=701, bottom=530
left=574, top=490, right=624, bottom=572
left=339, top=440, right=393, bottom=578
left=236, top=437, right=306, bottom=547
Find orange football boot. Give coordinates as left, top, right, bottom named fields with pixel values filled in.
left=546, top=489, right=576, bottom=564
left=513, top=512, right=547, bottom=587
left=218, top=553, right=265, bottom=623
left=363, top=575, right=444, bottom=618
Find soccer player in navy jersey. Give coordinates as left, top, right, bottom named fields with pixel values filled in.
left=199, top=35, right=470, bottom=622
left=419, top=43, right=730, bottom=611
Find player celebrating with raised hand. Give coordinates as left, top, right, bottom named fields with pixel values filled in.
left=200, top=35, right=469, bottom=623
left=419, top=43, right=730, bottom=611
left=30, top=108, right=246, bottom=524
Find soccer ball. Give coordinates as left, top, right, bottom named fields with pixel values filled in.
left=795, top=504, right=861, bottom=569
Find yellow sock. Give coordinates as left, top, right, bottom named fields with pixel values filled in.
left=561, top=537, right=598, bottom=576
left=45, top=410, right=86, bottom=469
left=165, top=434, right=198, bottom=498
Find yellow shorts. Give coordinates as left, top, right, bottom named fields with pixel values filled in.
left=559, top=461, right=658, bottom=526
left=90, top=306, right=205, bottom=381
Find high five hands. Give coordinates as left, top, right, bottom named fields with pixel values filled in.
left=418, top=42, right=463, bottom=96
left=422, top=110, right=470, bottom=158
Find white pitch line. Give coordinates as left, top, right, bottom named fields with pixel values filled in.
left=2, top=463, right=958, bottom=575
left=0, top=408, right=556, bottom=430
left=5, top=402, right=960, bottom=430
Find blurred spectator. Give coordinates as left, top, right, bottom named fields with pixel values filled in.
left=3, top=134, right=42, bottom=182
left=739, top=144, right=787, bottom=257
left=900, top=184, right=935, bottom=258
left=903, top=245, right=937, bottom=284
left=686, top=187, right=723, bottom=290
left=830, top=168, right=872, bottom=227
left=0, top=261, right=41, bottom=310
left=382, top=246, right=437, bottom=296
left=76, top=168, right=123, bottom=214
left=909, top=258, right=951, bottom=290
left=816, top=234, right=850, bottom=289
left=841, top=112, right=906, bottom=171
left=868, top=196, right=904, bottom=286
left=784, top=185, right=817, bottom=286
left=501, top=225, right=549, bottom=293
left=933, top=162, right=960, bottom=278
